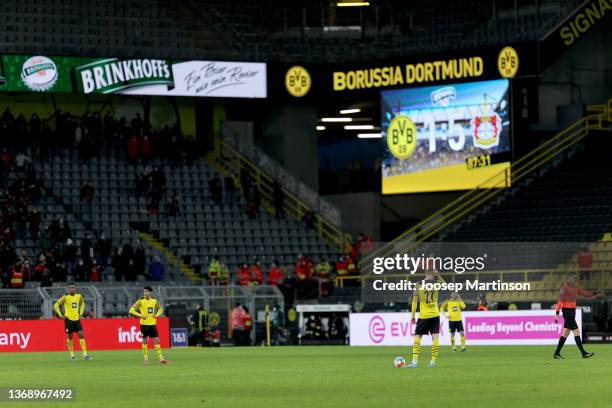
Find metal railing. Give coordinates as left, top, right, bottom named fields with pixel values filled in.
left=361, top=99, right=612, bottom=269
left=216, top=137, right=352, bottom=253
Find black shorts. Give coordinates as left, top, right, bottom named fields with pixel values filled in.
left=562, top=309, right=578, bottom=330
left=140, top=325, right=159, bottom=339
left=415, top=316, right=440, bottom=336
left=449, top=320, right=464, bottom=333
left=64, top=319, right=83, bottom=334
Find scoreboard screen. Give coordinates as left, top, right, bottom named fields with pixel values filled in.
left=381, top=79, right=511, bottom=194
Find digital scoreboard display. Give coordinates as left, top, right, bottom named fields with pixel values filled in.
left=381, top=79, right=511, bottom=194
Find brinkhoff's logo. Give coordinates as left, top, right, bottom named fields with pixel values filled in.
left=368, top=315, right=385, bottom=343
left=21, top=56, right=58, bottom=92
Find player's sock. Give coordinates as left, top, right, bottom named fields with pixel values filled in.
left=574, top=335, right=587, bottom=354
left=154, top=344, right=164, bottom=361
left=460, top=334, right=466, bottom=349
left=431, top=338, right=440, bottom=362
left=142, top=344, right=149, bottom=360
left=411, top=337, right=421, bottom=364
left=79, top=339, right=88, bottom=356
left=451, top=336, right=455, bottom=349
left=67, top=339, right=75, bottom=358
left=554, top=335, right=567, bottom=354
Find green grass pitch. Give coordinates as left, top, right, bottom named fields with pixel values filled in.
left=0, top=345, right=610, bottom=408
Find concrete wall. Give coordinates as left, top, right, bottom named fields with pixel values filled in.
left=325, top=192, right=381, bottom=240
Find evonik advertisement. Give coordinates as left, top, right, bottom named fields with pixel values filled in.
left=350, top=311, right=582, bottom=346
left=0, top=318, right=170, bottom=352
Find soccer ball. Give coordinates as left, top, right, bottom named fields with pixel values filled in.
left=394, top=356, right=406, bottom=368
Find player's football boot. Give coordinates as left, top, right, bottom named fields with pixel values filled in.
left=428, top=361, right=436, bottom=368
left=160, top=359, right=169, bottom=364
left=553, top=353, right=564, bottom=359
left=84, top=355, right=93, bottom=361
left=461, top=348, right=467, bottom=352
left=70, top=356, right=76, bottom=361
left=582, top=352, right=594, bottom=359
left=452, top=348, right=457, bottom=352
left=403, top=362, right=418, bottom=368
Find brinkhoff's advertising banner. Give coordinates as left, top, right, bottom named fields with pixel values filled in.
left=350, top=311, right=582, bottom=346
left=0, top=318, right=170, bottom=352
left=0, top=54, right=267, bottom=98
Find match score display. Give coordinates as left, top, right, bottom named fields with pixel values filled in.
left=381, top=79, right=511, bottom=194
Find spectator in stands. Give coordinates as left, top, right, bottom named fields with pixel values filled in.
left=272, top=181, right=284, bottom=219
left=578, top=244, right=593, bottom=275
left=14, top=151, right=32, bottom=173
left=151, top=166, right=166, bottom=196
left=148, top=256, right=165, bottom=281
left=63, top=239, right=77, bottom=274
left=80, top=232, right=94, bottom=263
left=207, top=256, right=221, bottom=284
left=40, top=267, right=53, bottom=287
left=335, top=254, right=348, bottom=278
left=315, top=258, right=332, bottom=296
left=80, top=180, right=95, bottom=212
left=250, top=261, right=264, bottom=285
left=135, top=172, right=147, bottom=197
left=357, top=233, right=374, bottom=257
left=112, top=247, right=126, bottom=281
left=209, top=173, right=223, bottom=205
left=167, top=192, right=180, bottom=217
left=34, top=256, right=49, bottom=281
left=140, top=135, right=151, bottom=164
left=246, top=184, right=261, bottom=219
left=240, top=168, right=251, bottom=199
left=301, top=210, right=315, bottom=229
left=218, top=262, right=230, bottom=285
left=237, top=263, right=250, bottom=286
left=477, top=301, right=489, bottom=311
left=10, top=262, right=25, bottom=288
left=127, top=134, right=139, bottom=165
left=224, top=174, right=236, bottom=207
left=242, top=306, right=253, bottom=346
left=346, top=254, right=357, bottom=275
left=28, top=208, right=40, bottom=240
left=267, top=261, right=284, bottom=286
left=73, top=257, right=88, bottom=282
left=89, top=260, right=101, bottom=282
left=230, top=303, right=245, bottom=346
left=147, top=192, right=160, bottom=216
left=133, top=241, right=146, bottom=275
left=295, top=254, right=313, bottom=281
left=94, top=233, right=112, bottom=269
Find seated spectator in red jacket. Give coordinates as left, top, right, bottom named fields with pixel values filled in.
left=295, top=254, right=313, bottom=281
left=237, top=263, right=250, bottom=286
left=250, top=262, right=264, bottom=285
left=90, top=260, right=101, bottom=282
left=268, top=261, right=284, bottom=285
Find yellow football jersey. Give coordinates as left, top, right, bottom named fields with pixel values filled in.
left=412, top=283, right=440, bottom=319
left=130, top=298, right=163, bottom=326
left=441, top=300, right=466, bottom=321
left=54, top=294, right=85, bottom=321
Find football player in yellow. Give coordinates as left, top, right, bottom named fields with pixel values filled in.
left=129, top=286, right=168, bottom=365
left=53, top=282, right=92, bottom=361
left=406, top=270, right=444, bottom=368
left=441, top=293, right=467, bottom=352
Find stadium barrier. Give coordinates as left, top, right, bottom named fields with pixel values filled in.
left=0, top=289, right=50, bottom=320
left=0, top=318, right=170, bottom=352
left=349, top=310, right=582, bottom=346
left=361, top=98, right=612, bottom=269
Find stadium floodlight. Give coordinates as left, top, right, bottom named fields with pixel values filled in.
left=321, top=117, right=353, bottom=122
left=357, top=133, right=382, bottom=139
left=345, top=125, right=375, bottom=130
left=316, top=126, right=326, bottom=130
left=340, top=108, right=361, bottom=114
left=337, top=1, right=370, bottom=6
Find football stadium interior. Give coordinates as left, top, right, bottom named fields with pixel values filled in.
left=0, top=0, right=611, bottom=407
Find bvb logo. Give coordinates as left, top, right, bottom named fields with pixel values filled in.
left=387, top=116, right=417, bottom=160
left=497, top=46, right=519, bottom=79
left=285, top=66, right=311, bottom=97
left=209, top=312, right=220, bottom=326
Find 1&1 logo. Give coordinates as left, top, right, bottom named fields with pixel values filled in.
left=368, top=315, right=386, bottom=344
left=21, top=56, right=58, bottom=91
left=285, top=66, right=311, bottom=97
left=386, top=115, right=417, bottom=160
